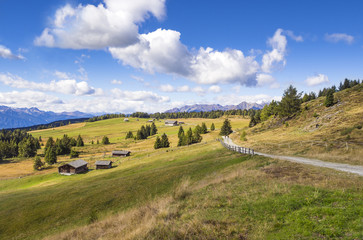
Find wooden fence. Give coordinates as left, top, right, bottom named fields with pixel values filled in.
left=219, top=138, right=254, bottom=155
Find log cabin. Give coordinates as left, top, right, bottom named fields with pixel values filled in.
left=58, top=159, right=88, bottom=175
left=95, top=160, right=112, bottom=169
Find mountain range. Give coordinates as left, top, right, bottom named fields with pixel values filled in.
left=165, top=102, right=266, bottom=113
left=0, top=106, right=93, bottom=129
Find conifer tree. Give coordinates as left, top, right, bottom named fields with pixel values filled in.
left=220, top=119, right=233, bottom=136
left=76, top=135, right=84, bottom=147
left=70, top=148, right=79, bottom=158
left=150, top=122, right=158, bottom=135
left=102, top=136, right=110, bottom=145
left=45, top=146, right=57, bottom=164
left=154, top=136, right=162, bottom=149
left=277, top=85, right=302, bottom=117
left=324, top=89, right=335, bottom=107
left=44, top=137, right=55, bottom=154
left=33, top=156, right=43, bottom=170
left=210, top=123, right=215, bottom=131
left=125, top=131, right=134, bottom=139
left=177, top=132, right=186, bottom=146
left=193, top=131, right=202, bottom=143
left=161, top=133, right=170, bottom=148
left=201, top=122, right=208, bottom=134
left=178, top=126, right=184, bottom=138
left=186, top=128, right=194, bottom=145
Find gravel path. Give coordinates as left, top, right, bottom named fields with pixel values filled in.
left=222, top=136, right=363, bottom=176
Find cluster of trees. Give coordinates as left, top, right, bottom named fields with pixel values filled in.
left=249, top=79, right=362, bottom=128
left=154, top=134, right=170, bottom=149
left=131, top=109, right=258, bottom=120
left=177, top=125, right=204, bottom=146
left=42, top=134, right=85, bottom=165
left=0, top=130, right=40, bottom=161
left=134, top=123, right=158, bottom=140
left=86, top=113, right=126, bottom=123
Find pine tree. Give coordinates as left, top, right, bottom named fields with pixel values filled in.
left=324, top=89, right=335, bottom=107
left=177, top=132, right=186, bottom=146
left=125, top=131, right=134, bottom=139
left=178, top=126, right=184, bottom=138
left=154, top=136, right=162, bottom=149
left=161, top=133, right=170, bottom=148
left=201, top=122, right=208, bottom=134
left=150, top=122, right=158, bottom=135
left=76, top=135, right=84, bottom=147
left=135, top=130, right=143, bottom=140
left=220, top=119, right=233, bottom=136
left=277, top=85, right=302, bottom=117
left=33, top=156, right=43, bottom=170
left=45, top=146, right=57, bottom=164
left=70, top=148, right=79, bottom=158
left=44, top=137, right=55, bottom=154
left=210, top=123, right=215, bottom=131
left=145, top=125, right=151, bottom=138
left=70, top=138, right=77, bottom=147
left=140, top=125, right=147, bottom=139
left=102, top=136, right=110, bottom=145
left=186, top=128, right=193, bottom=145
left=193, top=131, right=202, bottom=143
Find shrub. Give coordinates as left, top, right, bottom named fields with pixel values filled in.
left=70, top=149, right=79, bottom=158
left=102, top=136, right=110, bottom=145
left=33, top=156, right=43, bottom=170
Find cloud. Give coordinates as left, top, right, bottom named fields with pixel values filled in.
left=261, top=29, right=287, bottom=73
left=256, top=73, right=280, bottom=88
left=325, top=33, right=354, bottom=44
left=0, top=45, right=24, bottom=60
left=111, top=88, right=169, bottom=103
left=208, top=85, right=222, bottom=93
left=110, top=29, right=260, bottom=86
left=54, top=71, right=70, bottom=79
left=305, top=74, right=329, bottom=86
left=34, top=0, right=166, bottom=49
left=0, top=91, right=63, bottom=109
left=0, top=73, right=102, bottom=96
left=160, top=84, right=175, bottom=92
left=111, top=79, right=123, bottom=85
left=177, top=85, right=190, bottom=92
left=284, top=30, right=303, bottom=42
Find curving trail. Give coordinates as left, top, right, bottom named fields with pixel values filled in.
left=222, top=136, right=363, bottom=176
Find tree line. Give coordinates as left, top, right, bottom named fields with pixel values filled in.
left=249, top=78, right=362, bottom=127
left=125, top=122, right=158, bottom=140
left=0, top=129, right=40, bottom=161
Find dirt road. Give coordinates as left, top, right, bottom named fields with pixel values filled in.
left=222, top=136, right=363, bottom=176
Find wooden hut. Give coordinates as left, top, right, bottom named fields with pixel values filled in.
left=95, top=160, right=112, bottom=169
left=124, top=118, right=129, bottom=122
left=58, top=159, right=88, bottom=175
left=165, top=120, right=178, bottom=126
left=112, top=150, right=131, bottom=157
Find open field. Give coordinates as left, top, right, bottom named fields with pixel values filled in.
left=233, top=84, right=363, bottom=165
left=0, top=113, right=362, bottom=239
left=0, top=117, right=249, bottom=180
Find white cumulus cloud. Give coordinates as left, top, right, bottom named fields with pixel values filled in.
left=111, top=79, right=123, bottom=85
left=325, top=33, right=354, bottom=44
left=261, top=29, right=287, bottom=73
left=0, top=45, right=24, bottom=60
left=208, top=85, right=222, bottom=93
left=305, top=74, right=329, bottom=86
left=111, top=88, right=169, bottom=103
left=0, top=73, right=102, bottom=96
left=34, top=0, right=166, bottom=49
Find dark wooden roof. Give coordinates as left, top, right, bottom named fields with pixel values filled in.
left=112, top=150, right=130, bottom=155
left=165, top=120, right=178, bottom=124
left=95, top=160, right=112, bottom=166
left=66, top=159, right=88, bottom=168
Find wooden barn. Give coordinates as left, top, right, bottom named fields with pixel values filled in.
left=112, top=150, right=131, bottom=157
left=95, top=160, right=112, bottom=169
left=165, top=120, right=178, bottom=126
left=58, top=159, right=88, bottom=175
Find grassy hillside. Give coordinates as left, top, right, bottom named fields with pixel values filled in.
left=233, top=83, right=363, bottom=165
left=0, top=112, right=362, bottom=239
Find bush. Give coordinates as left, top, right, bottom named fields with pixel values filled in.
left=70, top=149, right=79, bottom=158
left=33, top=156, right=43, bottom=170
left=102, top=136, right=110, bottom=145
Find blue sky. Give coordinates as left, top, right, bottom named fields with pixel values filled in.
left=0, top=0, right=362, bottom=113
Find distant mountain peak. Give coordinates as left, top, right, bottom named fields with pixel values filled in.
left=0, top=105, right=94, bottom=129
left=165, top=101, right=266, bottom=113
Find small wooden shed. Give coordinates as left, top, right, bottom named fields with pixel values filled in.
left=124, top=118, right=129, bottom=122
left=165, top=120, right=178, bottom=126
left=58, top=159, right=88, bottom=175
left=112, top=150, right=131, bottom=157
left=95, top=160, right=112, bottom=169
